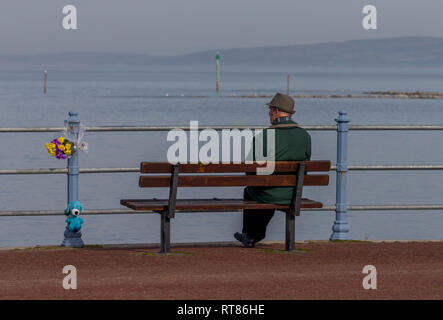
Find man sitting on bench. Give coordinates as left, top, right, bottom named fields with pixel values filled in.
left=234, top=93, right=312, bottom=248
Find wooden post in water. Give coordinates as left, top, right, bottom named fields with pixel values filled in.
left=286, top=74, right=290, bottom=96
left=216, top=52, right=220, bottom=93
left=43, top=70, right=47, bottom=94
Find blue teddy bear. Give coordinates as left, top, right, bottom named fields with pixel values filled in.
left=65, top=201, right=84, bottom=232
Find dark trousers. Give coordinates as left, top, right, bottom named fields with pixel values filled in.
left=242, top=190, right=275, bottom=242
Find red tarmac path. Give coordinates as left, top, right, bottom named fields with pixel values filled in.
left=0, top=241, right=442, bottom=300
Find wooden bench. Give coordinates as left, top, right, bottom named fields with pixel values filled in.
left=121, top=161, right=330, bottom=252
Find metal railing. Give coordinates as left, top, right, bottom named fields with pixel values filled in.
left=3, top=165, right=443, bottom=176
left=1, top=111, right=443, bottom=241
left=3, top=124, right=443, bottom=133
left=2, top=205, right=443, bottom=217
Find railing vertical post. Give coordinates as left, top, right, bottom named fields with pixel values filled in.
left=330, top=110, right=351, bottom=240
left=61, top=111, right=83, bottom=248
left=66, top=112, right=80, bottom=203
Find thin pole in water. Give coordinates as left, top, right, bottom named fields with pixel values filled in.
left=286, top=75, right=290, bottom=95
left=43, top=70, right=47, bottom=94
left=216, top=52, right=220, bottom=93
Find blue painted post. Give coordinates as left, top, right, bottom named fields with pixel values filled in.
left=66, top=112, right=80, bottom=203
left=61, top=111, right=84, bottom=247
left=330, top=110, right=351, bottom=240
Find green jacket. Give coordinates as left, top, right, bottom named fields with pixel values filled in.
left=245, top=119, right=311, bottom=205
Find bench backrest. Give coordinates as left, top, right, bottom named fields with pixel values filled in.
left=139, top=161, right=330, bottom=188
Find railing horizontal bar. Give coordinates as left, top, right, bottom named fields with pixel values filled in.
left=4, top=165, right=443, bottom=175
left=86, top=126, right=270, bottom=131
left=0, top=168, right=140, bottom=175
left=3, top=125, right=443, bottom=133
left=348, top=205, right=443, bottom=210
left=1, top=205, right=442, bottom=216
left=0, top=209, right=153, bottom=217
left=0, top=125, right=336, bottom=132
left=0, top=127, right=66, bottom=133
left=349, top=125, right=443, bottom=130
left=0, top=168, right=68, bottom=175
left=291, top=205, right=443, bottom=211
left=331, top=165, right=443, bottom=171
left=80, top=168, right=140, bottom=173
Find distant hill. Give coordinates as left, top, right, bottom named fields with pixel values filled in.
left=1, top=37, right=443, bottom=67
left=173, top=37, right=443, bottom=67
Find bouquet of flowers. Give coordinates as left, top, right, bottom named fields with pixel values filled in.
left=45, top=137, right=74, bottom=159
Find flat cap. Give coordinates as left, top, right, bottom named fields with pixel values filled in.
left=266, top=93, right=295, bottom=114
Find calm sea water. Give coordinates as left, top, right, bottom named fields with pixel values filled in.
left=0, top=65, right=442, bottom=246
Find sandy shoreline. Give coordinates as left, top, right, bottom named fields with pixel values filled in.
left=227, top=91, right=443, bottom=99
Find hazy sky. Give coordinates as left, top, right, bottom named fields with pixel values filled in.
left=1, top=0, right=442, bottom=55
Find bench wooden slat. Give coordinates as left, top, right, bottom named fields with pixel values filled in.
left=140, top=161, right=330, bottom=174
left=139, top=174, right=329, bottom=187
left=120, top=198, right=323, bottom=211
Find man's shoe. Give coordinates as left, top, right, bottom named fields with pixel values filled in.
left=234, top=232, right=255, bottom=248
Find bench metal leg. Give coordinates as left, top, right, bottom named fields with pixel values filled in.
left=285, top=162, right=305, bottom=251
left=293, top=162, right=305, bottom=217
left=285, top=211, right=295, bottom=251
left=160, top=212, right=170, bottom=253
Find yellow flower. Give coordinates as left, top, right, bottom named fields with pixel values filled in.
left=58, top=145, right=65, bottom=151
left=49, top=143, right=55, bottom=149
left=45, top=143, right=50, bottom=149
left=58, top=137, right=64, bottom=143
left=65, top=143, right=71, bottom=150
left=50, top=152, right=56, bottom=157
left=65, top=150, right=72, bottom=156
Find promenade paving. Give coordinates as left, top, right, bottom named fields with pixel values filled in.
left=0, top=241, right=442, bottom=300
